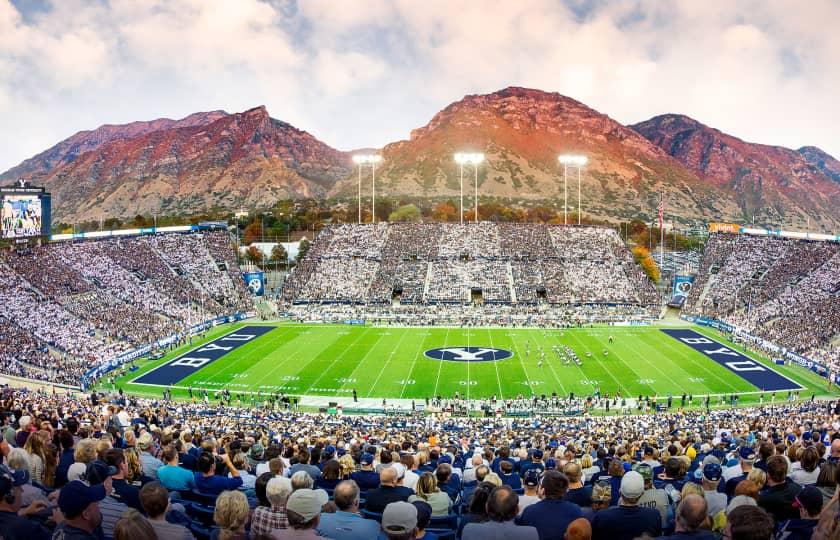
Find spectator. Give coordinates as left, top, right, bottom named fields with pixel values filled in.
left=635, top=463, right=671, bottom=526
left=775, top=486, right=823, bottom=540
left=564, top=518, right=591, bottom=540
left=724, top=505, right=774, bottom=540
left=139, top=481, right=194, bottom=540
left=104, top=448, right=143, bottom=511
left=365, top=467, right=414, bottom=513
left=381, top=501, right=418, bottom=540
left=518, top=470, right=583, bottom=540
left=53, top=479, right=108, bottom=540
left=229, top=452, right=257, bottom=490
left=251, top=475, right=291, bottom=536
left=84, top=459, right=127, bottom=538
left=519, top=469, right=541, bottom=514
left=137, top=432, right=162, bottom=480
left=214, top=490, right=251, bottom=540
left=195, top=450, right=243, bottom=497
left=563, top=463, right=591, bottom=507
left=700, top=462, right=727, bottom=522
left=350, top=453, right=380, bottom=491
left=659, top=494, right=715, bottom=540
left=462, top=485, right=538, bottom=540
left=157, top=444, right=195, bottom=492
left=282, top=488, right=328, bottom=539
left=408, top=472, right=451, bottom=516
left=0, top=464, right=51, bottom=539
left=758, top=456, right=801, bottom=523
left=500, top=460, right=522, bottom=490
left=316, top=480, right=380, bottom=540
left=113, top=508, right=156, bottom=540
left=591, top=471, right=661, bottom=540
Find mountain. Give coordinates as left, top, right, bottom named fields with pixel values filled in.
left=798, top=146, right=840, bottom=185
left=3, top=87, right=838, bottom=228
left=331, top=87, right=744, bottom=223
left=3, top=106, right=351, bottom=222
left=631, top=114, right=840, bottom=228
left=1, top=110, right=228, bottom=181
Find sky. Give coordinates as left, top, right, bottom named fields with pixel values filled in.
left=1, top=0, right=839, bottom=173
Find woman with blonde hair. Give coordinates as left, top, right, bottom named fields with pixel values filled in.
left=580, top=454, right=600, bottom=480
left=747, top=468, right=767, bottom=490
left=338, top=454, right=355, bottom=479
left=23, top=432, right=47, bottom=484
left=123, top=447, right=143, bottom=483
left=214, top=490, right=250, bottom=540
left=408, top=472, right=452, bottom=516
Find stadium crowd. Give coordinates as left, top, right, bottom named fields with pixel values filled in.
left=0, top=231, right=251, bottom=388
left=685, top=234, right=840, bottom=371
left=281, top=223, right=660, bottom=317
left=0, top=387, right=838, bottom=540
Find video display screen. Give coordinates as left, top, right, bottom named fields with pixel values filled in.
left=1, top=195, right=43, bottom=238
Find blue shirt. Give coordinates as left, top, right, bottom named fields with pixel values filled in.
left=194, top=473, right=243, bottom=496
left=158, top=464, right=196, bottom=492
left=517, top=499, right=583, bottom=540
left=317, top=510, right=381, bottom=540
left=592, top=505, right=662, bottom=540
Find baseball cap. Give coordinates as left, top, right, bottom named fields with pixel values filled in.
left=0, top=464, right=28, bottom=498
left=739, top=447, right=756, bottom=460
left=85, top=460, right=118, bottom=485
left=58, top=480, right=106, bottom=518
left=323, top=445, right=336, bottom=456
left=634, top=463, right=653, bottom=482
left=360, top=453, right=374, bottom=465
left=620, top=471, right=645, bottom=499
left=524, top=469, right=541, bottom=487
left=793, top=486, right=823, bottom=515
left=438, top=455, right=452, bottom=465
left=411, top=500, right=432, bottom=528
left=532, top=449, right=544, bottom=459
left=643, top=446, right=654, bottom=456
left=545, top=458, right=557, bottom=469
left=390, top=463, right=406, bottom=479
left=285, top=489, right=328, bottom=521
left=383, top=501, right=418, bottom=533
left=703, top=463, right=723, bottom=481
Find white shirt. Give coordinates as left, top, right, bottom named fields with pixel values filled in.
left=403, top=469, right=419, bottom=491
left=722, top=463, right=743, bottom=482
left=518, top=494, right=540, bottom=514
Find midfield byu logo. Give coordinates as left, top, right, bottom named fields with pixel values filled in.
left=425, top=347, right=513, bottom=362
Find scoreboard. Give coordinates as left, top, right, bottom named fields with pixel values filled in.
left=1, top=179, right=51, bottom=240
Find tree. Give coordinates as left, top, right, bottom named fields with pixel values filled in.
left=431, top=202, right=458, bottom=222
left=270, top=244, right=287, bottom=264
left=243, top=220, right=262, bottom=245
left=245, top=245, right=263, bottom=264
left=631, top=246, right=660, bottom=283
left=389, top=204, right=422, bottom=222
left=297, top=238, right=311, bottom=261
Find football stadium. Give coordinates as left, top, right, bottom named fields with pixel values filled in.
left=2, top=3, right=840, bottom=540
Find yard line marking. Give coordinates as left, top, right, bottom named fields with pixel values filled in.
left=487, top=328, right=505, bottom=399
left=303, top=328, right=377, bottom=393
left=508, top=330, right=536, bottom=396
left=430, top=328, right=451, bottom=399
left=365, top=329, right=411, bottom=397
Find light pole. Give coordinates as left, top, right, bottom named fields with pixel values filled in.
left=352, top=154, right=383, bottom=223
left=558, top=155, right=588, bottom=225
left=454, top=153, right=484, bottom=224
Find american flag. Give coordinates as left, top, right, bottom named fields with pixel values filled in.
left=658, top=194, right=664, bottom=230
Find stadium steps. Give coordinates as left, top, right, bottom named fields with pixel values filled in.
left=506, top=262, right=517, bottom=303
left=422, top=262, right=432, bottom=302
left=696, top=275, right=716, bottom=309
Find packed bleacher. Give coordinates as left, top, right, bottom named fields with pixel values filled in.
left=0, top=231, right=251, bottom=388
left=684, top=233, right=840, bottom=370
left=281, top=223, right=661, bottom=319
left=1, top=386, right=839, bottom=540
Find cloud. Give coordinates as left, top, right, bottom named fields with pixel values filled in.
left=0, top=0, right=839, bottom=172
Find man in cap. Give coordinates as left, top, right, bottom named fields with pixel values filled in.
left=518, top=470, right=583, bottom=540
left=700, top=463, right=726, bottom=520
left=0, top=464, right=51, bottom=539
left=350, top=453, right=380, bottom=491
left=316, top=480, right=380, bottom=540
left=381, top=501, right=418, bottom=540
left=84, top=460, right=125, bottom=539
left=519, top=449, right=545, bottom=479
left=285, top=488, right=329, bottom=539
left=775, top=485, right=823, bottom=540
left=518, top=469, right=541, bottom=514
left=364, top=466, right=414, bottom=513
left=636, top=463, right=671, bottom=526
left=463, top=485, right=538, bottom=540
left=723, top=446, right=756, bottom=498
left=592, top=471, right=662, bottom=540
left=758, top=455, right=801, bottom=523
left=642, top=446, right=662, bottom=469
left=53, top=479, right=107, bottom=540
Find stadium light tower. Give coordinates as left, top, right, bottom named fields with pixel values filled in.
left=558, top=155, right=588, bottom=225
left=454, top=153, right=485, bottom=224
left=352, top=154, right=383, bottom=223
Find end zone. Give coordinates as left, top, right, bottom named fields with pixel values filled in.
left=131, top=325, right=276, bottom=386
left=662, top=329, right=802, bottom=391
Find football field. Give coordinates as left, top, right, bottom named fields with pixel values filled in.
left=110, top=322, right=835, bottom=404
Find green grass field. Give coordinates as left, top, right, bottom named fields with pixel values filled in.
left=108, top=322, right=837, bottom=406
